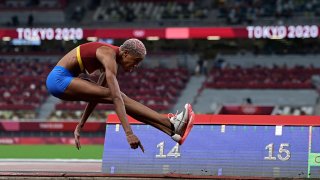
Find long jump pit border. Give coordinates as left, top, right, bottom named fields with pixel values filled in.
left=0, top=159, right=275, bottom=180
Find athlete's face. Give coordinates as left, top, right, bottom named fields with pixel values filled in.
left=122, top=52, right=144, bottom=72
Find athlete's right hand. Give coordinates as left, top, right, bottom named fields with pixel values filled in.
left=126, top=134, right=144, bottom=153
left=74, top=124, right=82, bottom=150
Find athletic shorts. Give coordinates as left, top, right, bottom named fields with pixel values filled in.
left=46, top=66, right=75, bottom=98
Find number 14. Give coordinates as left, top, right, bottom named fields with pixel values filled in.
left=156, top=141, right=181, bottom=158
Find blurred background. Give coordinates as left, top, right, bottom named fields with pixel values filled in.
left=0, top=0, right=319, bottom=159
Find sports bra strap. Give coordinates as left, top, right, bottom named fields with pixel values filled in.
left=76, top=46, right=84, bottom=72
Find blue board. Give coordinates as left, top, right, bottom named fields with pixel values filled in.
left=102, top=124, right=320, bottom=178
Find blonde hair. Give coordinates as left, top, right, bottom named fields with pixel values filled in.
left=120, top=38, right=147, bottom=57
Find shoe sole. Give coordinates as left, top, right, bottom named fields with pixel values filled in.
left=178, top=104, right=194, bottom=145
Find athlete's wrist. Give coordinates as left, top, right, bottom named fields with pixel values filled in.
left=125, top=130, right=133, bottom=136
left=78, top=123, right=84, bottom=128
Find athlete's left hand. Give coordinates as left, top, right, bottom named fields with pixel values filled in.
left=74, top=124, right=82, bottom=150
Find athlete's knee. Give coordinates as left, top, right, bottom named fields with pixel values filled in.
left=101, top=88, right=112, bottom=98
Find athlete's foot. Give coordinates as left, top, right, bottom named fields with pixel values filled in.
left=168, top=103, right=195, bottom=145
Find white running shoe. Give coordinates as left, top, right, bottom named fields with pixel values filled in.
left=168, top=103, right=195, bottom=145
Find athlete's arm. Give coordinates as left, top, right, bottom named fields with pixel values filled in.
left=74, top=102, right=97, bottom=150
left=96, top=46, right=144, bottom=152
left=79, top=71, right=106, bottom=128
left=74, top=72, right=105, bottom=150
left=96, top=47, right=132, bottom=134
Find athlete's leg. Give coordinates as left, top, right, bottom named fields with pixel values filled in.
left=122, top=94, right=174, bottom=136
left=122, top=94, right=193, bottom=142
left=61, top=78, right=174, bottom=135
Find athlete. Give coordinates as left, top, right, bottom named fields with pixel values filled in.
left=46, top=39, right=194, bottom=152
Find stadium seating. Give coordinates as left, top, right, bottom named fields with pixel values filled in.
left=93, top=0, right=208, bottom=22
left=193, top=54, right=320, bottom=114
left=91, top=0, right=319, bottom=26
left=0, top=58, right=54, bottom=120
left=0, top=0, right=65, bottom=26
left=218, top=0, right=320, bottom=25
left=1, top=0, right=319, bottom=27
left=204, top=65, right=319, bottom=89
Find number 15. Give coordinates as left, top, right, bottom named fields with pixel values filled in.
left=264, top=143, right=291, bottom=161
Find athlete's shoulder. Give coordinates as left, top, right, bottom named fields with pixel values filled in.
left=81, top=42, right=119, bottom=52
left=81, top=42, right=118, bottom=47
left=80, top=41, right=106, bottom=47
